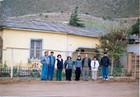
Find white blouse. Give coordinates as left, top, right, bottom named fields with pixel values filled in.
left=90, top=60, right=99, bottom=71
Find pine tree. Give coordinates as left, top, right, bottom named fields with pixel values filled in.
left=69, top=6, right=85, bottom=27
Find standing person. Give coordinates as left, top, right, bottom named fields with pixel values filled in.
left=75, top=55, right=82, bottom=81
left=55, top=54, right=63, bottom=81
left=82, top=54, right=91, bottom=81
left=64, top=56, right=74, bottom=81
left=100, top=52, right=111, bottom=80
left=40, top=51, right=50, bottom=80
left=91, top=56, right=99, bottom=81
left=48, top=51, right=55, bottom=81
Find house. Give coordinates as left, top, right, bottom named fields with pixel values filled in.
left=0, top=19, right=107, bottom=67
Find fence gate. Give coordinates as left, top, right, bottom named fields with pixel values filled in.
left=127, top=52, right=140, bottom=79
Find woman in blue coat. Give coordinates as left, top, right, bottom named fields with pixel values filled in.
left=75, top=55, right=82, bottom=81
left=64, top=56, right=74, bottom=81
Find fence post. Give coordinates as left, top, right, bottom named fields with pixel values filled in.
left=127, top=52, right=133, bottom=75
left=134, top=54, right=137, bottom=79
left=110, top=57, right=114, bottom=76
left=10, top=48, right=13, bottom=78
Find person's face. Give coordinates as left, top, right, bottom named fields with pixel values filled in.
left=51, top=52, right=54, bottom=56
left=68, top=57, right=71, bottom=60
left=85, top=54, right=88, bottom=58
left=78, top=56, right=81, bottom=59
left=45, top=52, right=48, bottom=56
left=93, top=58, right=96, bottom=60
left=58, top=55, right=61, bottom=59
left=104, top=54, right=107, bottom=56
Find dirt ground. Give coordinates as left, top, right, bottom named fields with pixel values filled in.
left=0, top=78, right=139, bottom=97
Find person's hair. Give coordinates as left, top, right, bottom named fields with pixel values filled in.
left=44, top=51, right=48, bottom=54
left=104, top=52, right=107, bottom=54
left=51, top=51, right=54, bottom=53
left=77, top=55, right=81, bottom=59
left=93, top=56, right=97, bottom=59
left=57, top=54, right=61, bottom=57
left=67, top=56, right=72, bottom=60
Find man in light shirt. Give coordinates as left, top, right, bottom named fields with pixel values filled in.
left=40, top=51, right=50, bottom=80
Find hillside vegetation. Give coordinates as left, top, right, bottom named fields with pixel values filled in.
left=3, top=0, right=139, bottom=18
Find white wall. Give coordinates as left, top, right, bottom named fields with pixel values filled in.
left=127, top=44, right=140, bottom=55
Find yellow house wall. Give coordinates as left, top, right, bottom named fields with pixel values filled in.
left=2, top=29, right=99, bottom=66
left=67, top=34, right=99, bottom=51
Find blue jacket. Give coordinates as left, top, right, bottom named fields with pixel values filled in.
left=49, top=55, right=55, bottom=66
left=75, top=59, right=82, bottom=68
left=40, top=56, right=50, bottom=65
left=64, top=60, right=74, bottom=69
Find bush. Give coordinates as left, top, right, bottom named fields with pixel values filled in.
left=102, top=15, right=112, bottom=20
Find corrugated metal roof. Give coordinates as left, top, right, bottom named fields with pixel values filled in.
left=2, top=19, right=108, bottom=38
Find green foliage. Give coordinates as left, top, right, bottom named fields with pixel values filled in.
left=13, top=66, right=18, bottom=73
left=85, top=12, right=89, bottom=15
left=45, top=15, right=48, bottom=18
left=69, top=6, right=85, bottom=27
left=61, top=11, right=63, bottom=13
left=3, top=0, right=139, bottom=18
left=0, top=61, right=10, bottom=77
left=97, top=28, right=128, bottom=75
left=131, top=18, right=139, bottom=35
left=2, top=60, right=8, bottom=70
left=97, top=28, right=128, bottom=57
left=102, top=15, right=112, bottom=20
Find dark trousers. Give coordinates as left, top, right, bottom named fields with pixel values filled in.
left=66, top=69, right=72, bottom=81
left=75, top=67, right=81, bottom=81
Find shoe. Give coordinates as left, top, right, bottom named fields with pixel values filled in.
left=103, top=78, right=105, bottom=80
left=105, top=79, right=108, bottom=80
left=41, top=79, right=46, bottom=81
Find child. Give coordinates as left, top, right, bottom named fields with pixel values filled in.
left=64, top=56, right=74, bottom=81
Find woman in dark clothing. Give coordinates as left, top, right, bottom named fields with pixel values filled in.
left=55, top=54, right=63, bottom=81
left=64, top=56, right=74, bottom=81
left=75, top=55, right=82, bottom=81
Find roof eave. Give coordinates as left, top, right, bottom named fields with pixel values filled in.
left=2, top=26, right=100, bottom=38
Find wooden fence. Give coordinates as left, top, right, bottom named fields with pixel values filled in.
left=127, top=52, right=139, bottom=79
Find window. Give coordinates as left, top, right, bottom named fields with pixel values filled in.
left=30, top=39, right=42, bottom=59
left=81, top=49, right=85, bottom=52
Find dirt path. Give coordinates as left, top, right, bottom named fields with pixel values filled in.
left=0, top=78, right=139, bottom=97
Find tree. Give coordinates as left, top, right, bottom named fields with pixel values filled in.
left=69, top=6, right=85, bottom=27
left=96, top=29, right=128, bottom=75
left=131, top=18, right=140, bottom=36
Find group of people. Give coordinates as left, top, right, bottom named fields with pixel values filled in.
left=40, top=51, right=111, bottom=81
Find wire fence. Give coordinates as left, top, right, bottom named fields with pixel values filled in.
left=0, top=47, right=138, bottom=79
left=0, top=65, right=127, bottom=79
